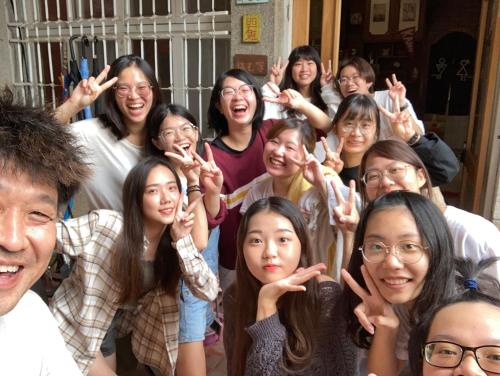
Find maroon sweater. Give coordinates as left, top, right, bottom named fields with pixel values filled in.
left=209, top=119, right=275, bottom=269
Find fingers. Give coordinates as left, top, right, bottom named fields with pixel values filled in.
left=191, top=150, right=208, bottom=168
left=391, top=73, right=398, bottom=85
left=354, top=303, right=375, bottom=335
left=378, top=105, right=396, bottom=121
left=184, top=195, right=202, bottom=216
left=288, top=155, right=305, bottom=167
left=348, top=179, right=357, bottom=207
left=266, top=81, right=281, bottom=96
left=262, top=96, right=282, bottom=104
left=175, top=192, right=185, bottom=217
left=95, top=65, right=111, bottom=83
left=320, top=136, right=331, bottom=154
left=321, top=61, right=326, bottom=74
left=164, top=151, right=185, bottom=164
left=204, top=142, right=214, bottom=162
left=100, top=76, right=118, bottom=92
left=331, top=179, right=346, bottom=206
left=385, top=77, right=393, bottom=90
left=341, top=268, right=369, bottom=301
left=360, top=265, right=383, bottom=300
left=276, top=56, right=282, bottom=68
left=336, top=137, right=344, bottom=154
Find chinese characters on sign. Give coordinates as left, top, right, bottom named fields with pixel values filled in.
left=233, top=54, right=268, bottom=76
left=242, top=14, right=261, bottom=43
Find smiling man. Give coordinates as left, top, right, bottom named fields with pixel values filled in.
left=0, top=88, right=89, bottom=374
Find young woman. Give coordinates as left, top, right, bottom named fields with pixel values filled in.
left=54, top=55, right=161, bottom=211
left=408, top=257, right=500, bottom=376
left=240, top=118, right=348, bottom=277
left=207, top=68, right=330, bottom=287
left=342, top=191, right=456, bottom=375
left=146, top=103, right=222, bottom=376
left=50, top=157, right=219, bottom=375
left=224, top=197, right=357, bottom=375
left=358, top=139, right=500, bottom=280
left=263, top=45, right=339, bottom=120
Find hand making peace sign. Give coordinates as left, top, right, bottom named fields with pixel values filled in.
left=341, top=266, right=399, bottom=335
left=331, top=179, right=359, bottom=235
left=289, top=145, right=325, bottom=189
left=262, top=82, right=308, bottom=110
left=320, top=59, right=333, bottom=87
left=379, top=95, right=417, bottom=143
left=192, top=143, right=224, bottom=196
left=321, top=136, right=344, bottom=174
left=68, top=65, right=118, bottom=110
left=170, top=193, right=201, bottom=242
left=269, top=57, right=288, bottom=86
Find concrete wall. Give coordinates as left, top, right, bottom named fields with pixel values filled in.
left=0, top=2, right=13, bottom=85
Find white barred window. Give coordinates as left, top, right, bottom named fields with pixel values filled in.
left=7, top=0, right=231, bottom=136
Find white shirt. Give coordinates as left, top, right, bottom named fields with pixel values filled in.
left=0, top=290, right=81, bottom=375
left=70, top=118, right=144, bottom=211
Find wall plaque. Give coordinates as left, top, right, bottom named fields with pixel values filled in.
left=233, top=54, right=268, bottom=76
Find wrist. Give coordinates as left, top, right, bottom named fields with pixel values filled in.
left=407, top=132, right=421, bottom=146
left=399, top=101, right=409, bottom=112
left=186, top=184, right=201, bottom=195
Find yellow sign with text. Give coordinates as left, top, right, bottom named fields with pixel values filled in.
left=242, top=14, right=261, bottom=43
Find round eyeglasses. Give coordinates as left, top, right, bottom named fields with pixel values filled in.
left=359, top=240, right=427, bottom=264
left=220, top=84, right=254, bottom=99
left=362, top=164, right=411, bottom=188
left=423, top=341, right=500, bottom=374
left=113, top=83, right=152, bottom=98
left=159, top=123, right=197, bottom=139
left=338, top=122, right=376, bottom=135
left=337, top=75, right=362, bottom=86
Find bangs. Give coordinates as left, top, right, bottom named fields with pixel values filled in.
left=341, top=106, right=377, bottom=123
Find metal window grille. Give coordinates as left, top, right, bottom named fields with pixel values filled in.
left=7, top=0, right=231, bottom=137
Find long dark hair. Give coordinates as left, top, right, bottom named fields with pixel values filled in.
left=207, top=68, right=264, bottom=137
left=359, top=140, right=434, bottom=205
left=99, top=55, right=162, bottom=139
left=281, top=45, right=327, bottom=116
left=145, top=103, right=200, bottom=157
left=408, top=257, right=500, bottom=375
left=231, top=197, right=321, bottom=375
left=343, top=191, right=456, bottom=348
left=113, top=156, right=182, bottom=303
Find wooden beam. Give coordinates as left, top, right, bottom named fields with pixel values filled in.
left=292, top=0, right=310, bottom=48
left=321, top=0, right=342, bottom=74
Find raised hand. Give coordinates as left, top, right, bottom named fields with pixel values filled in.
left=289, top=145, right=325, bottom=188
left=378, top=95, right=416, bottom=142
left=269, top=57, right=288, bottom=85
left=170, top=193, right=200, bottom=242
left=192, top=142, right=223, bottom=195
left=163, top=144, right=201, bottom=184
left=321, top=136, right=344, bottom=173
left=332, top=179, right=359, bottom=234
left=320, top=59, right=333, bottom=87
left=68, top=65, right=118, bottom=110
left=262, top=83, right=307, bottom=110
left=341, top=266, right=399, bottom=335
left=385, top=73, right=406, bottom=105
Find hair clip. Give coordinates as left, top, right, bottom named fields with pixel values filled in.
left=464, top=278, right=477, bottom=290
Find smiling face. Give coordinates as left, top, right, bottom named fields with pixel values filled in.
left=243, top=210, right=302, bottom=285
left=0, top=171, right=58, bottom=315
left=338, top=65, right=373, bottom=97
left=363, top=206, right=429, bottom=307
left=263, top=128, right=304, bottom=179
left=291, top=58, right=318, bottom=90
left=217, top=76, right=257, bottom=130
left=334, top=110, right=378, bottom=158
left=114, top=65, right=154, bottom=129
left=142, top=165, right=180, bottom=228
left=364, top=154, right=427, bottom=201
left=152, top=114, right=199, bottom=160
left=423, top=302, right=500, bottom=376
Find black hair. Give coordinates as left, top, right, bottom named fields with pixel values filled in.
left=342, top=191, right=456, bottom=348
left=408, top=257, right=500, bottom=376
left=335, top=56, right=376, bottom=96
left=207, top=68, right=264, bottom=137
left=333, top=93, right=381, bottom=138
left=99, top=55, right=162, bottom=139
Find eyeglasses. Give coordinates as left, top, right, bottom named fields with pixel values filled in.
left=337, top=75, right=362, bottom=86
left=362, top=164, right=411, bottom=188
left=338, top=122, right=376, bottom=135
left=113, top=83, right=152, bottom=98
left=359, top=240, right=427, bottom=264
left=159, top=123, right=197, bottom=138
left=423, top=341, right=500, bottom=373
left=220, top=84, right=254, bottom=99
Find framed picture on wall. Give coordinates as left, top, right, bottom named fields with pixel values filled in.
left=399, top=0, right=420, bottom=31
left=369, top=0, right=390, bottom=35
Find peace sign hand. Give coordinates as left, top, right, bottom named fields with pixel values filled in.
left=170, top=194, right=200, bottom=242
left=341, top=266, right=399, bottom=335
left=320, top=60, right=333, bottom=87
left=289, top=145, right=325, bottom=188
left=385, top=73, right=406, bottom=105
left=331, top=179, right=359, bottom=234
left=263, top=84, right=307, bottom=110
left=321, top=136, right=344, bottom=173
left=68, top=65, right=118, bottom=110
left=269, top=57, right=288, bottom=85
left=378, top=96, right=416, bottom=142
left=192, top=143, right=224, bottom=195
left=164, top=145, right=201, bottom=183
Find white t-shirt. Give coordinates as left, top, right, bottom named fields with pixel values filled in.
left=70, top=118, right=144, bottom=211
left=0, top=290, right=81, bottom=375
left=444, top=205, right=500, bottom=280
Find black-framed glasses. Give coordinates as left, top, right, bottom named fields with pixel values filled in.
left=113, top=83, right=152, bottom=98
left=362, top=164, right=412, bottom=188
left=220, top=84, right=254, bottom=98
left=423, top=341, right=500, bottom=373
left=359, top=240, right=427, bottom=264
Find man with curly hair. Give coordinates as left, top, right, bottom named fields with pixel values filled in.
left=0, top=88, right=89, bottom=375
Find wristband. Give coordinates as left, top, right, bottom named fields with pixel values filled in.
left=400, top=102, right=409, bottom=112
left=186, top=185, right=201, bottom=194
left=407, top=133, right=421, bottom=146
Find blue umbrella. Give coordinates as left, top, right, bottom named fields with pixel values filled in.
left=79, top=35, right=92, bottom=119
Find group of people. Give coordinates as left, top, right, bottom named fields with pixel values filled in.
left=1, top=44, right=499, bottom=376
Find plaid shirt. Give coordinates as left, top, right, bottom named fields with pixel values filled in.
left=51, top=210, right=218, bottom=375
